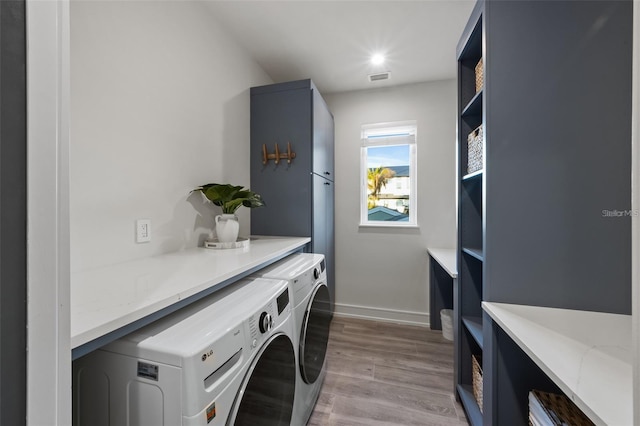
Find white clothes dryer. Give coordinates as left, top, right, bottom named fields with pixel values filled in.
left=256, top=253, right=331, bottom=426
left=73, top=277, right=296, bottom=426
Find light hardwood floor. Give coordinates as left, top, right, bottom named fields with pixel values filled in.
left=307, top=316, right=469, bottom=426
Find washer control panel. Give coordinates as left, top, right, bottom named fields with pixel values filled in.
left=258, top=312, right=273, bottom=333
left=248, top=299, right=276, bottom=347
left=245, top=285, right=290, bottom=354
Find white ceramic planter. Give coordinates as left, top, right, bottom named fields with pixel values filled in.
left=215, top=214, right=239, bottom=243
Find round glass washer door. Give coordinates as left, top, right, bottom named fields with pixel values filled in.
left=299, top=283, right=331, bottom=384
left=228, top=333, right=295, bottom=426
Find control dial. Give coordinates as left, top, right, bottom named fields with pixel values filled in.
left=259, top=312, right=273, bottom=333
left=313, top=268, right=320, bottom=280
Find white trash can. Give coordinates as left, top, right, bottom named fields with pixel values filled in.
left=440, top=309, right=454, bottom=341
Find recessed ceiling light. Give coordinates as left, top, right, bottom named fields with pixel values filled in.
left=371, top=54, right=385, bottom=65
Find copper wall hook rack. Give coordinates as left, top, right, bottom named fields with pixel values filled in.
left=262, top=142, right=296, bottom=165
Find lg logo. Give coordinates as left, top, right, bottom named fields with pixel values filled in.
left=201, top=349, right=213, bottom=361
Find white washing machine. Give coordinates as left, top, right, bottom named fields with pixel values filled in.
left=72, top=277, right=296, bottom=426
left=256, top=253, right=331, bottom=426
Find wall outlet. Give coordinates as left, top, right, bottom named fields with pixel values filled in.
left=136, top=219, right=151, bottom=243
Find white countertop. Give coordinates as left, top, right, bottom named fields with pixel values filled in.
left=427, top=248, right=457, bottom=278
left=482, top=302, right=632, bottom=426
left=71, top=236, right=310, bottom=350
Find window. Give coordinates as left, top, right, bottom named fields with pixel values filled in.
left=360, top=121, right=417, bottom=226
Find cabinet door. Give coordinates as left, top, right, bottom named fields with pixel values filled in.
left=312, top=90, right=334, bottom=180
left=250, top=88, right=313, bottom=237
left=312, top=174, right=335, bottom=311
left=325, top=177, right=335, bottom=312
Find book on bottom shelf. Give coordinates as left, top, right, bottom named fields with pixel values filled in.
left=528, top=390, right=594, bottom=426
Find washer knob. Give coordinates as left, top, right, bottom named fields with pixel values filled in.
left=259, top=312, right=272, bottom=333
left=313, top=268, right=320, bottom=280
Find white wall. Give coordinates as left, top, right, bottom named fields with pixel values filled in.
left=27, top=1, right=71, bottom=423
left=70, top=1, right=272, bottom=271
left=325, top=80, right=457, bottom=325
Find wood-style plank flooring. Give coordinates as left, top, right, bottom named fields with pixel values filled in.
left=307, top=316, right=469, bottom=426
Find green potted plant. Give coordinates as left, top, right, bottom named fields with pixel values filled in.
left=193, top=183, right=265, bottom=243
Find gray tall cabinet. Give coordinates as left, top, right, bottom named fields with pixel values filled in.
left=250, top=79, right=335, bottom=311
left=456, top=1, right=632, bottom=424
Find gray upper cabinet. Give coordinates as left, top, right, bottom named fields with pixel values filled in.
left=250, top=81, right=313, bottom=238
left=312, top=90, right=335, bottom=179
left=250, top=79, right=335, bottom=310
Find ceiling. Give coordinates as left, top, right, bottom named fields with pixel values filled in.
left=204, top=0, right=476, bottom=94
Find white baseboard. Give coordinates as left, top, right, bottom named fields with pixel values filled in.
left=333, top=302, right=430, bottom=327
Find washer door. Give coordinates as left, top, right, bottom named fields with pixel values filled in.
left=299, top=283, right=331, bottom=384
left=228, top=333, right=295, bottom=426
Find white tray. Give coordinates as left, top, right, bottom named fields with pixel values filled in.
left=204, top=237, right=250, bottom=250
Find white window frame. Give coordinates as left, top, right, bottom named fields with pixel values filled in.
left=360, top=121, right=418, bottom=227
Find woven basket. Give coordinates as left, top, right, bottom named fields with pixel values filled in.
left=472, top=354, right=483, bottom=412
left=529, top=390, right=594, bottom=425
left=467, top=124, right=484, bottom=174
left=475, top=58, right=484, bottom=92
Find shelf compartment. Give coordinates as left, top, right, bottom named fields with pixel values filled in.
left=461, top=90, right=483, bottom=118
left=459, top=251, right=483, bottom=319
left=457, top=9, right=482, bottom=61
left=462, top=247, right=484, bottom=261
left=457, top=384, right=482, bottom=426
left=482, top=302, right=632, bottom=426
left=459, top=182, right=482, bottom=250
left=462, top=316, right=483, bottom=349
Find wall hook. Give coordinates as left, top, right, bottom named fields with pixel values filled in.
left=262, top=142, right=296, bottom=165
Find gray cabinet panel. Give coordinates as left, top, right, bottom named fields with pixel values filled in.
left=484, top=0, right=632, bottom=314
left=312, top=89, right=334, bottom=179
left=312, top=174, right=335, bottom=310
left=325, top=177, right=335, bottom=310
left=250, top=86, right=313, bottom=237
left=0, top=1, right=27, bottom=423
left=250, top=80, right=335, bottom=310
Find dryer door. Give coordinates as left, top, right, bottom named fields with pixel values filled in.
left=299, top=283, right=331, bottom=384
left=228, top=333, right=295, bottom=426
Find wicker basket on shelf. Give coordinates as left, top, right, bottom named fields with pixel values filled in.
left=529, top=390, right=594, bottom=425
left=467, top=124, right=484, bottom=174
left=472, top=354, right=483, bottom=412
left=475, top=58, right=484, bottom=92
